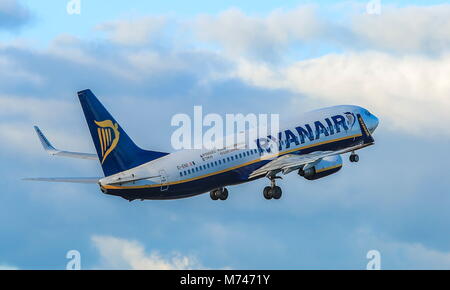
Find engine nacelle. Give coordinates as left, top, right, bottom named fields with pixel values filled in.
left=298, top=155, right=343, bottom=180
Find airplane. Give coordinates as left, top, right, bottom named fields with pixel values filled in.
left=25, top=89, right=379, bottom=201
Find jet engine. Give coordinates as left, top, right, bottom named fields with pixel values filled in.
left=298, top=155, right=343, bottom=180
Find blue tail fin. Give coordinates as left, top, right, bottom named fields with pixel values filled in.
left=78, top=89, right=169, bottom=176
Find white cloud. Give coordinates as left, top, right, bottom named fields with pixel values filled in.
left=351, top=5, right=450, bottom=55
left=0, top=122, right=37, bottom=154
left=0, top=121, right=95, bottom=156
left=193, top=5, right=450, bottom=58
left=48, top=34, right=99, bottom=66
left=1, top=4, right=450, bottom=141
left=0, top=55, right=43, bottom=85
left=0, top=96, right=72, bottom=120
left=96, top=16, right=167, bottom=46
left=91, top=235, right=204, bottom=270
left=232, top=52, right=450, bottom=136
left=194, top=6, right=324, bottom=59
left=0, top=96, right=94, bottom=154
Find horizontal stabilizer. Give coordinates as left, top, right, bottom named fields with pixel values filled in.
left=34, top=126, right=98, bottom=160
left=23, top=177, right=101, bottom=184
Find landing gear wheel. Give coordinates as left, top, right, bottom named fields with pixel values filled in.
left=263, top=186, right=272, bottom=200
left=350, top=154, right=359, bottom=163
left=219, top=188, right=229, bottom=201
left=210, top=190, right=219, bottom=200
left=272, top=186, right=282, bottom=200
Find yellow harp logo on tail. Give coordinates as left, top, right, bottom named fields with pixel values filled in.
left=94, top=120, right=120, bottom=164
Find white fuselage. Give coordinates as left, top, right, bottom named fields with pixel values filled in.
left=100, top=105, right=379, bottom=199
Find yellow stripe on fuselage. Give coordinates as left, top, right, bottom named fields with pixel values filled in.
left=102, top=133, right=361, bottom=190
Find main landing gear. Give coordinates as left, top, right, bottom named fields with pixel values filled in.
left=349, top=152, right=359, bottom=163
left=263, top=176, right=282, bottom=200
left=210, top=187, right=229, bottom=201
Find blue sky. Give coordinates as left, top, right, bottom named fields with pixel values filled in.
left=1, top=0, right=450, bottom=269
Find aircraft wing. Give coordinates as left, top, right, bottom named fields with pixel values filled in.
left=34, top=126, right=98, bottom=160
left=248, top=143, right=371, bottom=179
left=23, top=177, right=101, bottom=184
left=249, top=113, right=375, bottom=179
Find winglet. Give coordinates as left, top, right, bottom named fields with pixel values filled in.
left=34, top=126, right=58, bottom=154
left=356, top=114, right=375, bottom=144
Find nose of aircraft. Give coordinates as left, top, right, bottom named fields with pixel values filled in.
left=367, top=114, right=379, bottom=134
